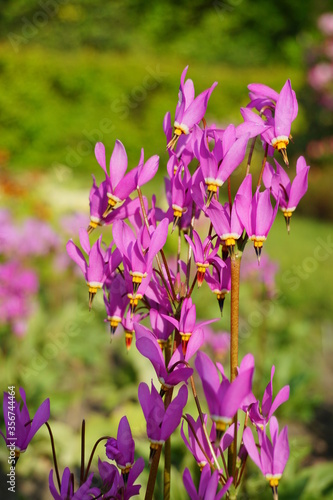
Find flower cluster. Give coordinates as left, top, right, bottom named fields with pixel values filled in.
left=2, top=67, right=310, bottom=498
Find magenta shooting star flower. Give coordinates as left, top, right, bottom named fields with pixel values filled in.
left=205, top=258, right=231, bottom=315
left=121, top=310, right=143, bottom=351
left=112, top=218, right=169, bottom=296
left=244, top=80, right=298, bottom=165
left=195, top=125, right=249, bottom=203
left=248, top=366, right=290, bottom=429
left=148, top=308, right=175, bottom=349
left=66, top=228, right=109, bottom=309
left=163, top=297, right=217, bottom=355
left=243, top=417, right=290, bottom=494
left=167, top=66, right=217, bottom=149
left=138, top=381, right=188, bottom=461
left=106, top=416, right=136, bottom=484
left=236, top=174, right=278, bottom=262
left=94, top=140, right=138, bottom=217
left=263, top=156, right=310, bottom=232
left=183, top=464, right=233, bottom=500
left=195, top=351, right=254, bottom=440
left=135, top=323, right=193, bottom=393
left=171, top=163, right=193, bottom=230
left=98, top=456, right=145, bottom=500
left=184, top=229, right=224, bottom=287
left=181, top=414, right=236, bottom=470
left=49, top=467, right=100, bottom=500
left=0, top=388, right=50, bottom=461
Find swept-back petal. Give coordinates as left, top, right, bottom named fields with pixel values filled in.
left=95, top=142, right=107, bottom=175
left=109, top=140, right=128, bottom=191
left=66, top=240, right=87, bottom=275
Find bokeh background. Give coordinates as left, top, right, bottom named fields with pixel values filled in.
left=0, top=0, right=333, bottom=498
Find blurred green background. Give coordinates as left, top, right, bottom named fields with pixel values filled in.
left=0, top=0, right=333, bottom=498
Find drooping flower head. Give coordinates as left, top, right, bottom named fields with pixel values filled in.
left=66, top=228, right=109, bottom=309
left=243, top=417, right=290, bottom=493
left=106, top=416, right=136, bottom=484
left=183, top=464, right=233, bottom=500
left=263, top=156, right=310, bottom=232
left=184, top=230, right=224, bottom=287
left=236, top=175, right=278, bottom=262
left=49, top=467, right=100, bottom=500
left=138, top=382, right=188, bottom=461
left=135, top=324, right=193, bottom=393
left=167, top=66, right=217, bottom=149
left=0, top=388, right=50, bottom=461
left=195, top=351, right=254, bottom=440
left=244, top=80, right=298, bottom=165
left=248, top=366, right=290, bottom=429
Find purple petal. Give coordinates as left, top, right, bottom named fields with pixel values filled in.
left=95, top=142, right=107, bottom=175
left=243, top=427, right=262, bottom=471
left=87, top=237, right=105, bottom=283
left=138, top=154, right=159, bottom=187
left=161, top=385, right=188, bottom=441
left=288, top=162, right=310, bottom=209
left=182, top=83, right=218, bottom=129
left=147, top=218, right=169, bottom=268
left=268, top=385, right=290, bottom=420
left=117, top=416, right=134, bottom=466
left=273, top=425, right=289, bottom=475
left=113, top=167, right=138, bottom=200
left=49, top=469, right=62, bottom=500
left=218, top=134, right=249, bottom=183
left=109, top=140, right=128, bottom=191
left=183, top=468, right=198, bottom=499
left=248, top=83, right=279, bottom=101
left=135, top=334, right=165, bottom=378
left=275, top=80, right=294, bottom=137
left=261, top=366, right=274, bottom=416
left=66, top=240, right=87, bottom=276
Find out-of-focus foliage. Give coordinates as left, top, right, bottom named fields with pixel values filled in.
left=0, top=0, right=330, bottom=66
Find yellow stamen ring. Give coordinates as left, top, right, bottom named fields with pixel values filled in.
left=271, top=136, right=289, bottom=150
left=196, top=263, right=209, bottom=273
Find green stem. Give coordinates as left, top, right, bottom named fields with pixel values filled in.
left=145, top=444, right=162, bottom=500
left=83, top=436, right=111, bottom=482
left=44, top=422, right=61, bottom=491
left=190, top=376, right=221, bottom=472
left=227, top=251, right=242, bottom=483
left=246, top=137, right=257, bottom=176
left=164, top=345, right=173, bottom=500
left=80, top=419, right=85, bottom=485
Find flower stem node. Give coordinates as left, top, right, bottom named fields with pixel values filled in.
left=149, top=442, right=162, bottom=464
